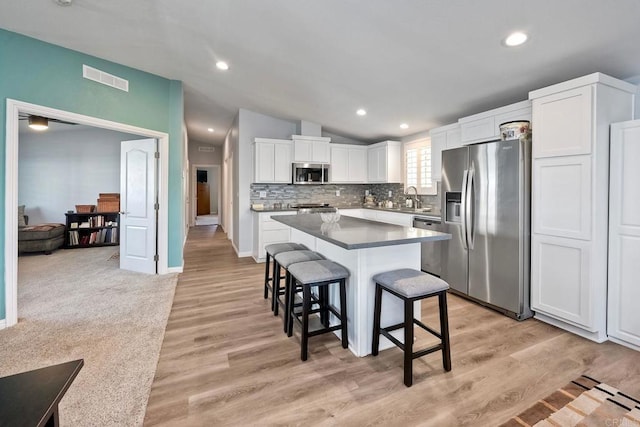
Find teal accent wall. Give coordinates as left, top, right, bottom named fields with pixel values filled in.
left=0, top=29, right=185, bottom=320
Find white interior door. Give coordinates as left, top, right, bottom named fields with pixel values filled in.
left=120, top=138, right=157, bottom=274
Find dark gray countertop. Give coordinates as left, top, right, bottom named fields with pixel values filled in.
left=273, top=214, right=450, bottom=250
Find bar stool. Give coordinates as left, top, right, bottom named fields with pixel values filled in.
left=263, top=243, right=307, bottom=312
left=371, top=268, right=451, bottom=387
left=287, top=260, right=349, bottom=361
left=273, top=250, right=325, bottom=332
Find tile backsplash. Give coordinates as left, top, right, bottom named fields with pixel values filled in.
left=250, top=181, right=441, bottom=210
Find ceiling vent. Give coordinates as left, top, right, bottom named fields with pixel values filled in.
left=198, top=146, right=215, bottom=152
left=83, top=65, right=129, bottom=92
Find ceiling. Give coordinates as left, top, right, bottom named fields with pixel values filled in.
left=2, top=1, right=640, bottom=145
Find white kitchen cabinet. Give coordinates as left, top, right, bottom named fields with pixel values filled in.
left=459, top=100, right=531, bottom=145
left=374, top=210, right=413, bottom=226
left=330, top=144, right=367, bottom=183
left=367, top=140, right=402, bottom=183
left=529, top=72, right=636, bottom=342
left=532, top=156, right=591, bottom=240
left=532, top=86, right=593, bottom=158
left=253, top=138, right=292, bottom=183
left=292, top=135, right=331, bottom=163
left=252, top=211, right=293, bottom=262
left=608, top=119, right=640, bottom=351
left=531, top=233, right=593, bottom=329
left=429, top=123, right=461, bottom=181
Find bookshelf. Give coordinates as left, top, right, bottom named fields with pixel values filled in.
left=64, top=212, right=120, bottom=248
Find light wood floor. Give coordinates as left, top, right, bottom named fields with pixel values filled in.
left=144, top=225, right=640, bottom=426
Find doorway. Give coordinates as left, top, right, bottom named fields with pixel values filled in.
left=191, top=164, right=220, bottom=226
left=4, top=99, right=170, bottom=328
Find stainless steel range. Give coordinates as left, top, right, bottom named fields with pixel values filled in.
left=290, top=203, right=337, bottom=214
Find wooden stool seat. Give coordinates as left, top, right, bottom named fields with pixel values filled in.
left=287, top=260, right=350, bottom=361
left=371, top=268, right=451, bottom=387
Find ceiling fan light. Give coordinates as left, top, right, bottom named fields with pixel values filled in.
left=28, top=116, right=49, bottom=131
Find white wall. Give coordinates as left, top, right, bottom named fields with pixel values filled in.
left=18, top=126, right=140, bottom=224
left=235, top=109, right=297, bottom=255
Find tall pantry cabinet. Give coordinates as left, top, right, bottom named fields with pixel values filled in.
left=529, top=73, right=636, bottom=342
left=608, top=119, right=640, bottom=351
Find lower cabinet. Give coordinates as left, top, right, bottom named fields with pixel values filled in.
left=252, top=211, right=292, bottom=262
left=608, top=119, right=640, bottom=350
left=531, top=234, right=594, bottom=330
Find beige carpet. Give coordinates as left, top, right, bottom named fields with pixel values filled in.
left=0, top=247, right=177, bottom=426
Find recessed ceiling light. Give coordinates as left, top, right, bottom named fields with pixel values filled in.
left=400, top=123, right=409, bottom=129
left=356, top=109, right=367, bottom=116
left=28, top=115, right=49, bottom=131
left=207, top=128, right=214, bottom=132
left=216, top=61, right=229, bottom=71
left=504, top=32, right=528, bottom=47
left=53, top=0, right=73, bottom=6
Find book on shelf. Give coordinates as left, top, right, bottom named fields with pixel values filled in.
left=79, top=222, right=90, bottom=228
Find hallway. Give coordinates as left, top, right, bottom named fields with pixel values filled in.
left=143, top=225, right=640, bottom=426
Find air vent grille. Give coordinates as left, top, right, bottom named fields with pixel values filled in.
left=83, top=65, right=129, bottom=92
left=198, top=146, right=215, bottom=152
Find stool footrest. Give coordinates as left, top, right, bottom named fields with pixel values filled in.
left=414, top=318, right=442, bottom=340
left=380, top=329, right=404, bottom=351
left=412, top=344, right=443, bottom=360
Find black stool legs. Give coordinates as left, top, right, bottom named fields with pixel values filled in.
left=372, top=283, right=451, bottom=387
left=291, top=278, right=348, bottom=361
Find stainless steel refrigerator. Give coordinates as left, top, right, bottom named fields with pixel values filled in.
left=441, top=138, right=532, bottom=320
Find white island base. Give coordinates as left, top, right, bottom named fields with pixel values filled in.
left=291, top=228, right=422, bottom=357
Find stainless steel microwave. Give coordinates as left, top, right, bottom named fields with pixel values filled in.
left=292, top=163, right=329, bottom=184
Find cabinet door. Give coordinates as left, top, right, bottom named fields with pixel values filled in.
left=608, top=121, right=640, bottom=347
left=348, top=147, right=367, bottom=182
left=532, top=86, right=593, bottom=158
left=312, top=141, right=330, bottom=163
left=532, top=156, right=591, bottom=240
left=255, top=142, right=275, bottom=183
left=294, top=140, right=313, bottom=162
left=330, top=146, right=349, bottom=182
left=375, top=210, right=412, bottom=226
left=367, top=147, right=381, bottom=182
left=430, top=132, right=446, bottom=181
left=460, top=116, right=495, bottom=145
left=273, top=143, right=292, bottom=183
left=531, top=233, right=593, bottom=329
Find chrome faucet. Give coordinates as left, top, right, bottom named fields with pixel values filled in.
left=405, top=186, right=420, bottom=208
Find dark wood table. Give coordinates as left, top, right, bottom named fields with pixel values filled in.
left=0, top=359, right=84, bottom=427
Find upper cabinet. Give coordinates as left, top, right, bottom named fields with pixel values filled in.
left=253, top=138, right=292, bottom=183
left=330, top=144, right=367, bottom=183
left=429, top=122, right=461, bottom=181
left=292, top=135, right=331, bottom=163
left=459, top=100, right=531, bottom=145
left=367, top=140, right=402, bottom=183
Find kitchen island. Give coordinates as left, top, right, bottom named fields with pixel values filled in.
left=273, top=213, right=450, bottom=357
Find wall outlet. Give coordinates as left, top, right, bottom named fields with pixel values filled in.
left=259, top=191, right=267, bottom=198
left=365, top=190, right=370, bottom=196
left=336, top=190, right=341, bottom=196
left=388, top=190, right=393, bottom=197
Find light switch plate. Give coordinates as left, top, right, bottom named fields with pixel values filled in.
left=388, top=190, right=392, bottom=197
left=336, top=190, right=341, bottom=196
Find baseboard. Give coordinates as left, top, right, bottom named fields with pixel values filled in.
left=167, top=260, right=184, bottom=274
left=236, top=250, right=252, bottom=258
left=0, top=319, right=6, bottom=330
left=608, top=336, right=640, bottom=353
left=534, top=312, right=607, bottom=343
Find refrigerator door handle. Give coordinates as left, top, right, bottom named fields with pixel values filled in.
left=466, top=167, right=475, bottom=250
left=460, top=169, right=469, bottom=250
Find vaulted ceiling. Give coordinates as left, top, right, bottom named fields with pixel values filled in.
left=2, top=0, right=640, bottom=145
